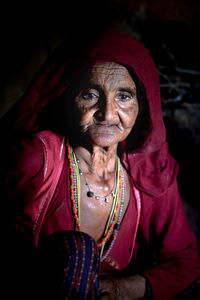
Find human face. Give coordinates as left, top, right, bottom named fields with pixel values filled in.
left=74, top=62, right=139, bottom=148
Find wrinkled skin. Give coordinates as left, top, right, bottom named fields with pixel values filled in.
left=72, top=62, right=146, bottom=299
left=73, top=62, right=140, bottom=243
left=74, top=62, right=139, bottom=148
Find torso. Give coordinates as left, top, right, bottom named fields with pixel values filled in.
left=79, top=167, right=130, bottom=243
left=37, top=141, right=138, bottom=272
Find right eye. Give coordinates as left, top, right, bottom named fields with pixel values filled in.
left=81, top=89, right=99, bottom=101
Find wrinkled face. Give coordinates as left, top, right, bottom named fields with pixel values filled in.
left=74, top=62, right=139, bottom=148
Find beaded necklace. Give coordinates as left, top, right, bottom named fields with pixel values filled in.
left=78, top=163, right=117, bottom=203
left=66, top=140, right=125, bottom=257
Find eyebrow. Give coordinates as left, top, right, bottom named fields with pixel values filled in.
left=118, top=87, right=137, bottom=97
left=83, top=84, right=136, bottom=96
left=83, top=84, right=101, bottom=91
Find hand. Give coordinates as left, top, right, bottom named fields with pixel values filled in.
left=99, top=275, right=146, bottom=300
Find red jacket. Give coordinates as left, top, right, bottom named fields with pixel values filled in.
left=2, top=28, right=200, bottom=299
left=4, top=130, right=200, bottom=299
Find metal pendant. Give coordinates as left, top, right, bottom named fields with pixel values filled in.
left=105, top=197, right=109, bottom=203
left=87, top=191, right=94, bottom=197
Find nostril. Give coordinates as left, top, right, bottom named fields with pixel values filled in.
left=94, top=97, right=117, bottom=122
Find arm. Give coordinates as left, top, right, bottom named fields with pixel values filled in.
left=141, top=180, right=200, bottom=299
left=2, top=135, right=44, bottom=298
left=98, top=180, right=200, bottom=299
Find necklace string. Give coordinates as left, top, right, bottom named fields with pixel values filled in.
left=78, top=159, right=118, bottom=203
left=66, top=140, right=124, bottom=257
left=101, top=165, right=125, bottom=260
left=72, top=151, right=81, bottom=219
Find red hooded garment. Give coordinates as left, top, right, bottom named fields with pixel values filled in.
left=1, top=28, right=200, bottom=299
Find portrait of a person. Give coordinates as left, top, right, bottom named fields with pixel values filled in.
left=1, top=28, right=200, bottom=299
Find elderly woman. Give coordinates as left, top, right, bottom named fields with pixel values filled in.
left=1, top=28, right=200, bottom=299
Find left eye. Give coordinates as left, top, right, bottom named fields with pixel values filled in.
left=115, top=93, right=131, bottom=101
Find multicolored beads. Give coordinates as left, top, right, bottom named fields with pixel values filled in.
left=66, top=140, right=124, bottom=253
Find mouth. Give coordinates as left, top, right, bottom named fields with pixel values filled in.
left=94, top=122, right=118, bottom=127
left=89, top=123, right=122, bottom=137
left=91, top=122, right=124, bottom=134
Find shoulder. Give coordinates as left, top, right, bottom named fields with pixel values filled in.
left=2, top=133, right=44, bottom=198
left=10, top=133, right=44, bottom=178
left=3, top=130, right=66, bottom=204
left=34, top=130, right=66, bottom=177
left=6, top=130, right=64, bottom=177
left=35, top=130, right=65, bottom=158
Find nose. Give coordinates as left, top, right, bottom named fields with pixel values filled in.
left=94, top=95, right=117, bottom=122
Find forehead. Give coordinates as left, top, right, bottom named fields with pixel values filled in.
left=88, top=62, right=136, bottom=88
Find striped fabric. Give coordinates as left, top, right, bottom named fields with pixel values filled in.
left=40, top=231, right=100, bottom=300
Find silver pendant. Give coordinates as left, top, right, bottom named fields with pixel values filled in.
left=105, top=197, right=109, bottom=203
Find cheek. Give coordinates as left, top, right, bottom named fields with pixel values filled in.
left=121, top=105, right=139, bottom=128
left=77, top=107, right=95, bottom=126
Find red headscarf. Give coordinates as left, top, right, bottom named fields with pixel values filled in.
left=1, top=28, right=178, bottom=197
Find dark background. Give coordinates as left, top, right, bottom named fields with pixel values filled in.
left=1, top=0, right=200, bottom=241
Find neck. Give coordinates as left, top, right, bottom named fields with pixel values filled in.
left=73, top=144, right=118, bottom=178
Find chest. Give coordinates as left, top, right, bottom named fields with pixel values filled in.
left=79, top=169, right=130, bottom=243
left=39, top=161, right=139, bottom=272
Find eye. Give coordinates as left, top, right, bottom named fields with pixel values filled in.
left=81, top=89, right=99, bottom=101
left=115, top=92, right=132, bottom=102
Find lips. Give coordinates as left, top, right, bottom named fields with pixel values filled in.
left=95, top=124, right=115, bottom=127
left=94, top=122, right=118, bottom=127
left=90, top=123, right=120, bottom=136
